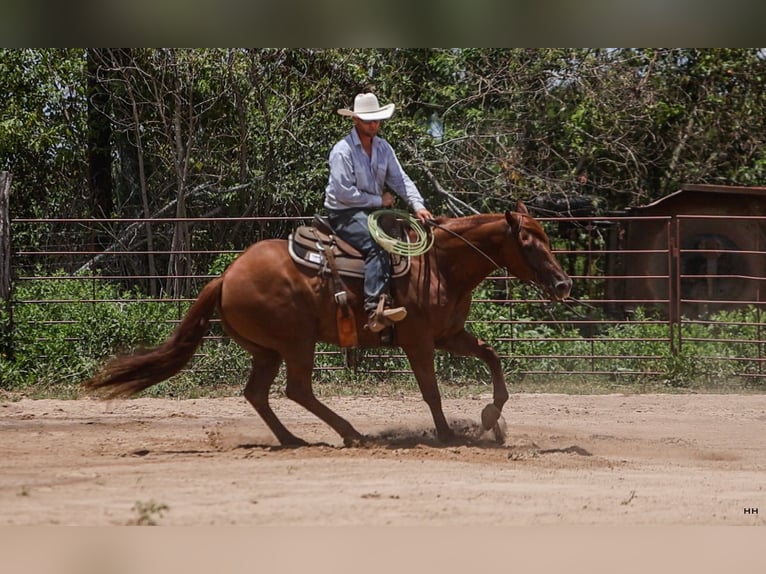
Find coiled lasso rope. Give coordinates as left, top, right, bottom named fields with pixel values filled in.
left=367, top=209, right=434, bottom=256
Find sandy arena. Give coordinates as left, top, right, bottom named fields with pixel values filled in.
left=1, top=392, right=764, bottom=526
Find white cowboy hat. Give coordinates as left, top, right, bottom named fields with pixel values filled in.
left=337, top=93, right=395, bottom=121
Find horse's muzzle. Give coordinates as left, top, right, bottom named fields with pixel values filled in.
left=551, top=277, right=573, bottom=301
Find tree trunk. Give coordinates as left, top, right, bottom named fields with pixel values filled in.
left=86, top=49, right=114, bottom=220
left=0, top=171, right=13, bottom=360
left=125, top=62, right=159, bottom=297
left=167, top=53, right=193, bottom=299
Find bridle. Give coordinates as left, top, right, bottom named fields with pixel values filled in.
left=425, top=216, right=588, bottom=318
left=425, top=215, right=547, bottom=286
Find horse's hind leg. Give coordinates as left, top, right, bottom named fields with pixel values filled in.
left=283, top=347, right=364, bottom=447
left=244, top=349, right=307, bottom=446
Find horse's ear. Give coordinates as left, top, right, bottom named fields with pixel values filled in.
left=515, top=200, right=529, bottom=215
left=505, top=210, right=522, bottom=234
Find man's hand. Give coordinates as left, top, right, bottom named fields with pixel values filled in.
left=415, top=209, right=434, bottom=224
left=381, top=192, right=395, bottom=207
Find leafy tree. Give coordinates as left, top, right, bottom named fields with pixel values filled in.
left=5, top=48, right=766, bottom=284
left=0, top=49, right=88, bottom=220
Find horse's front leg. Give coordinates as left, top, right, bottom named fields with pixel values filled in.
left=402, top=342, right=454, bottom=443
left=439, top=329, right=509, bottom=440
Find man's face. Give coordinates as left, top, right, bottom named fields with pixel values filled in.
left=354, top=117, right=381, bottom=138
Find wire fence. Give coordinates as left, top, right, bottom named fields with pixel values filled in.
left=4, top=213, right=766, bottom=387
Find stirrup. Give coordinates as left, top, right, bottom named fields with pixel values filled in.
left=366, top=312, right=390, bottom=333
left=375, top=295, right=407, bottom=323
left=367, top=297, right=407, bottom=333
left=381, top=306, right=407, bottom=322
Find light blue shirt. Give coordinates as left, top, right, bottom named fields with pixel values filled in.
left=324, top=128, right=426, bottom=212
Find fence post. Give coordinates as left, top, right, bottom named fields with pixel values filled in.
left=0, top=171, right=12, bottom=360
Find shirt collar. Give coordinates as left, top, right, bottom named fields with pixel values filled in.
left=350, top=127, right=376, bottom=149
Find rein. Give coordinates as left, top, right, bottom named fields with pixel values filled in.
left=369, top=211, right=506, bottom=272
left=376, top=213, right=584, bottom=319
left=424, top=219, right=504, bottom=272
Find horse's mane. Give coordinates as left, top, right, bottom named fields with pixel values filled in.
left=433, top=213, right=504, bottom=235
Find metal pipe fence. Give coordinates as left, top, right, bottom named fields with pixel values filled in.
left=4, top=214, right=766, bottom=386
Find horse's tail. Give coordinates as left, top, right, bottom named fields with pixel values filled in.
left=83, top=276, right=224, bottom=399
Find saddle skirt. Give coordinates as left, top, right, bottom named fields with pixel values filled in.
left=288, top=222, right=410, bottom=279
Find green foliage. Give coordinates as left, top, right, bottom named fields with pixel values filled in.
left=1, top=273, right=180, bottom=392
left=591, top=306, right=766, bottom=388
left=3, top=272, right=765, bottom=397
left=0, top=304, right=11, bottom=360
left=6, top=48, right=766, bottom=231
left=464, top=281, right=593, bottom=378
left=130, top=500, right=169, bottom=526
left=0, top=49, right=88, bottom=219
left=207, top=252, right=240, bottom=276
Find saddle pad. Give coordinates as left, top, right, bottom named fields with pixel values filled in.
left=288, top=225, right=410, bottom=279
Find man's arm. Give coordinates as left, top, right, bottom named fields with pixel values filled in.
left=382, top=143, right=431, bottom=220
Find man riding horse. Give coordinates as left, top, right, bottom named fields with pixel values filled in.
left=324, top=92, right=433, bottom=333
left=84, top=94, right=573, bottom=448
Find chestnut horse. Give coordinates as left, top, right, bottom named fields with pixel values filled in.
left=84, top=201, right=571, bottom=446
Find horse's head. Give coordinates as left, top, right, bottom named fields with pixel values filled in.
left=503, top=201, right=572, bottom=301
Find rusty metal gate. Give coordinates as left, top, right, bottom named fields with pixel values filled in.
left=3, top=214, right=766, bottom=387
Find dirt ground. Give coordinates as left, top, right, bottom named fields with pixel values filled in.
left=1, top=392, right=765, bottom=526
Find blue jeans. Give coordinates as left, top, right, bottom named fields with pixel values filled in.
left=327, top=209, right=391, bottom=313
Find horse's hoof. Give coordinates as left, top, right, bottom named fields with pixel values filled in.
left=343, top=434, right=367, bottom=448
left=280, top=436, right=309, bottom=448
left=481, top=403, right=502, bottom=431
left=492, top=415, right=507, bottom=444
left=438, top=428, right=456, bottom=443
